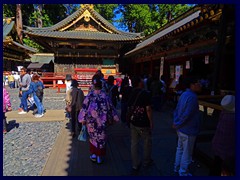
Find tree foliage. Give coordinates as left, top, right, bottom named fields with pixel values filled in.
left=118, top=4, right=193, bottom=35
left=94, top=4, right=118, bottom=23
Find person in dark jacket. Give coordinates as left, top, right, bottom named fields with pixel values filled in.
left=120, top=77, right=133, bottom=124
left=127, top=76, right=153, bottom=172
left=70, top=79, right=84, bottom=137
left=106, top=75, right=119, bottom=108
left=173, top=77, right=202, bottom=176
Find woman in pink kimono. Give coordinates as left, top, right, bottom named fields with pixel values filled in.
left=78, top=74, right=119, bottom=164
left=3, top=87, right=12, bottom=134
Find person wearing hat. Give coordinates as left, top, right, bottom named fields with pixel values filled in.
left=173, top=77, right=202, bottom=176
left=65, top=74, right=73, bottom=121
left=210, top=95, right=235, bottom=176
left=78, top=74, right=119, bottom=164
left=68, top=79, right=84, bottom=137
left=65, top=74, right=72, bottom=93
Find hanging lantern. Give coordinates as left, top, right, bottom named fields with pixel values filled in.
left=204, top=13, right=209, bottom=19
left=210, top=10, right=214, bottom=16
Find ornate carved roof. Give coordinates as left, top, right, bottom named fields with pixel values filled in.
left=3, top=18, right=36, bottom=61
left=24, top=4, right=143, bottom=42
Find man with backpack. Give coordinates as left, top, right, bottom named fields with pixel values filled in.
left=127, top=76, right=153, bottom=173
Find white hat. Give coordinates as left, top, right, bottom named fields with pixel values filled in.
left=221, top=95, right=235, bottom=112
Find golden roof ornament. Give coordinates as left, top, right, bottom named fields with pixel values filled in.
left=80, top=4, right=94, bottom=9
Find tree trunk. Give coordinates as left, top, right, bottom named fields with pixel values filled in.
left=16, top=4, right=23, bottom=44
left=37, top=4, right=43, bottom=28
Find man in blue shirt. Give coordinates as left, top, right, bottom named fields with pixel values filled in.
left=173, top=77, right=202, bottom=176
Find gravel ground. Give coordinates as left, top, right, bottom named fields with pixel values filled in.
left=3, top=87, right=65, bottom=176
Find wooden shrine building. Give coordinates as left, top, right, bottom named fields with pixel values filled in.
left=23, top=4, right=143, bottom=76
left=3, top=17, right=36, bottom=71
left=124, top=4, right=235, bottom=93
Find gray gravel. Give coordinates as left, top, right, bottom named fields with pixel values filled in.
left=3, top=121, right=63, bottom=176
left=3, top=87, right=65, bottom=176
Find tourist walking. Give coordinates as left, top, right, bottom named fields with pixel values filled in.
left=3, top=87, right=12, bottom=134
left=210, top=95, right=235, bottom=176
left=78, top=74, right=119, bottom=164
left=29, top=74, right=45, bottom=118
left=18, top=67, right=32, bottom=114
left=173, top=77, right=202, bottom=176
left=13, top=72, right=20, bottom=88
left=120, top=77, right=133, bottom=125
left=106, top=75, right=119, bottom=108
left=160, top=75, right=167, bottom=108
left=150, top=75, right=163, bottom=111
left=65, top=74, right=72, bottom=120
left=69, top=79, right=84, bottom=137
left=127, top=76, right=153, bottom=172
left=8, top=72, right=15, bottom=89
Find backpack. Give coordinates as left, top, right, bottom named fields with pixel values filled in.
left=126, top=90, right=146, bottom=125
left=36, top=84, right=44, bottom=98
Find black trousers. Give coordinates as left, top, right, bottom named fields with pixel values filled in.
left=3, top=113, right=7, bottom=131
left=70, top=110, right=81, bottom=134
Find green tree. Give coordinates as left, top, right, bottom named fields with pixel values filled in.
left=94, top=4, right=118, bottom=23
left=63, top=4, right=80, bottom=15
left=118, top=4, right=193, bottom=35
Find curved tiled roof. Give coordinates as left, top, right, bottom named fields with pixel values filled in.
left=25, top=5, right=142, bottom=40
left=3, top=18, right=36, bottom=53
left=3, top=18, right=15, bottom=39
left=23, top=30, right=142, bottom=42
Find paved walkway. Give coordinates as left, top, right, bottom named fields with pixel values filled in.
left=7, top=107, right=210, bottom=176
left=6, top=110, right=65, bottom=123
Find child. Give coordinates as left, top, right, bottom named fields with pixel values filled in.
left=3, top=87, right=12, bottom=134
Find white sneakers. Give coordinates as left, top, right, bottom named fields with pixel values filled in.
left=18, top=111, right=27, bottom=114
left=18, top=111, right=44, bottom=118
left=34, top=114, right=44, bottom=118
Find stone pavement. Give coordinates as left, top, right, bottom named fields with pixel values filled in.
left=23, top=106, right=210, bottom=176
left=6, top=110, right=65, bottom=123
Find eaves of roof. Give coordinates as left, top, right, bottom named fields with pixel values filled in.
left=3, top=19, right=15, bottom=40
left=125, top=9, right=201, bottom=56
left=23, top=30, right=142, bottom=42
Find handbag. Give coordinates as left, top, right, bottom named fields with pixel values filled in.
left=126, top=90, right=144, bottom=125
left=78, top=125, right=87, bottom=142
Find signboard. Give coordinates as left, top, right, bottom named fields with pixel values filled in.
left=205, top=55, right=209, bottom=64
left=160, top=57, right=164, bottom=77
left=17, top=66, right=23, bottom=72
left=175, top=65, right=181, bottom=81
left=186, top=61, right=190, bottom=69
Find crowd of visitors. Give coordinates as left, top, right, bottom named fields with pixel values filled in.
left=3, top=68, right=235, bottom=176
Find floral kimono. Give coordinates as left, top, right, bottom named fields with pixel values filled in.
left=78, top=90, right=119, bottom=149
